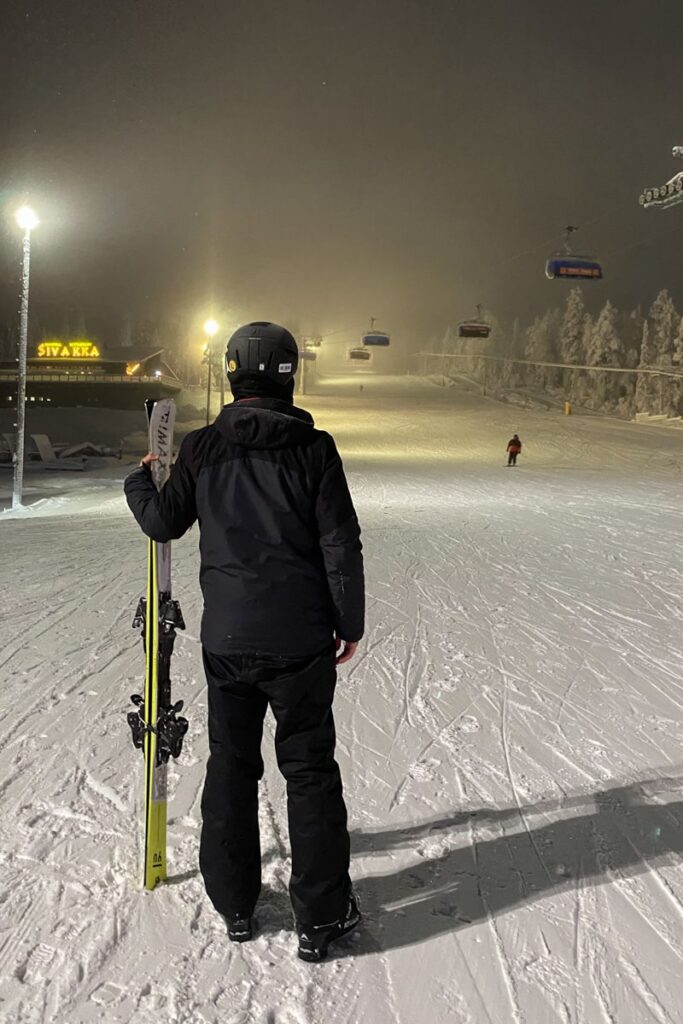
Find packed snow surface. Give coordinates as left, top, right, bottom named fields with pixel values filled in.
left=1, top=375, right=683, bottom=1024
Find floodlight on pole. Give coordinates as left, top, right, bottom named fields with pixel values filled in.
left=16, top=206, right=40, bottom=232
left=202, top=319, right=220, bottom=425
left=12, top=204, right=39, bottom=510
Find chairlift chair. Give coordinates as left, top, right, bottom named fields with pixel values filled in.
left=362, top=317, right=390, bottom=347
left=458, top=305, right=491, bottom=339
left=349, top=347, right=372, bottom=362
left=545, top=226, right=603, bottom=280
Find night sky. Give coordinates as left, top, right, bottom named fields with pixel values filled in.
left=2, top=0, right=683, bottom=354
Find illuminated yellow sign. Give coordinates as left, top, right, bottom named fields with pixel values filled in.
left=37, top=339, right=101, bottom=359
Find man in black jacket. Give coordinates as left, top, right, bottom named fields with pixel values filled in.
left=124, top=322, right=364, bottom=961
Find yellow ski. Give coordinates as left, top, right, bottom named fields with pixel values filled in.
left=127, top=398, right=187, bottom=890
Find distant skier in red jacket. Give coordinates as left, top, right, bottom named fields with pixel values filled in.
left=506, top=434, right=522, bottom=466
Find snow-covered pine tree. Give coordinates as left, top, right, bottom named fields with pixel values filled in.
left=585, top=300, right=621, bottom=367
left=524, top=314, right=547, bottom=391
left=559, top=287, right=585, bottom=364
left=650, top=290, right=678, bottom=414
left=672, top=316, right=683, bottom=417
left=618, top=306, right=644, bottom=370
left=637, top=291, right=678, bottom=415
left=636, top=320, right=656, bottom=414
left=585, top=300, right=623, bottom=410
left=510, top=318, right=523, bottom=357
left=574, top=312, right=594, bottom=407
left=524, top=309, right=561, bottom=390
left=558, top=287, right=584, bottom=401
left=545, top=307, right=563, bottom=388
left=649, top=290, right=677, bottom=367
left=674, top=315, right=683, bottom=367
left=612, top=307, right=643, bottom=416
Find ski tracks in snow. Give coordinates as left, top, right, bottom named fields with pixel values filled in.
left=2, top=378, right=683, bottom=1021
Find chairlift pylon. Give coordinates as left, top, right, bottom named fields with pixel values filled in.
left=639, top=146, right=683, bottom=209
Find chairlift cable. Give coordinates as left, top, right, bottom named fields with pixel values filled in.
left=493, top=198, right=633, bottom=270
left=602, top=220, right=683, bottom=259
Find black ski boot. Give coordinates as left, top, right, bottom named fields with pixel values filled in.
left=222, top=914, right=254, bottom=943
left=297, top=893, right=361, bottom=962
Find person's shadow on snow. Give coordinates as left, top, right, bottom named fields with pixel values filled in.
left=348, top=775, right=683, bottom=956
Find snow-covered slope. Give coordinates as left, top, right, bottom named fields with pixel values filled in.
left=1, top=375, right=682, bottom=1024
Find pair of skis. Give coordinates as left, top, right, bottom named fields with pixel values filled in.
left=126, top=398, right=188, bottom=889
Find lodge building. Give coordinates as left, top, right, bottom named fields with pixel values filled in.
left=0, top=340, right=182, bottom=408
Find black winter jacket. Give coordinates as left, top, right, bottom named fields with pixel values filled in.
left=124, top=398, right=364, bottom=658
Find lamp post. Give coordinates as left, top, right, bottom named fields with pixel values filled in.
left=12, top=205, right=39, bottom=511
left=203, top=318, right=219, bottom=426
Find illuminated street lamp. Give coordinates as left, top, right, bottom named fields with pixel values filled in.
left=16, top=205, right=39, bottom=232
left=12, top=205, right=40, bottom=510
left=203, top=318, right=220, bottom=425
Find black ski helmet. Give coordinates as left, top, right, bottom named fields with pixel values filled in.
left=225, top=322, right=298, bottom=385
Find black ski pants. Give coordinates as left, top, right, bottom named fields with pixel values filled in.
left=507, top=451, right=518, bottom=466
left=199, top=645, right=351, bottom=927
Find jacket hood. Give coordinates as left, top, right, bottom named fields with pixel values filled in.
left=214, top=398, right=316, bottom=450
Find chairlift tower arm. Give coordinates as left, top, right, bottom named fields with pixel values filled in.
left=639, top=147, right=683, bottom=209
